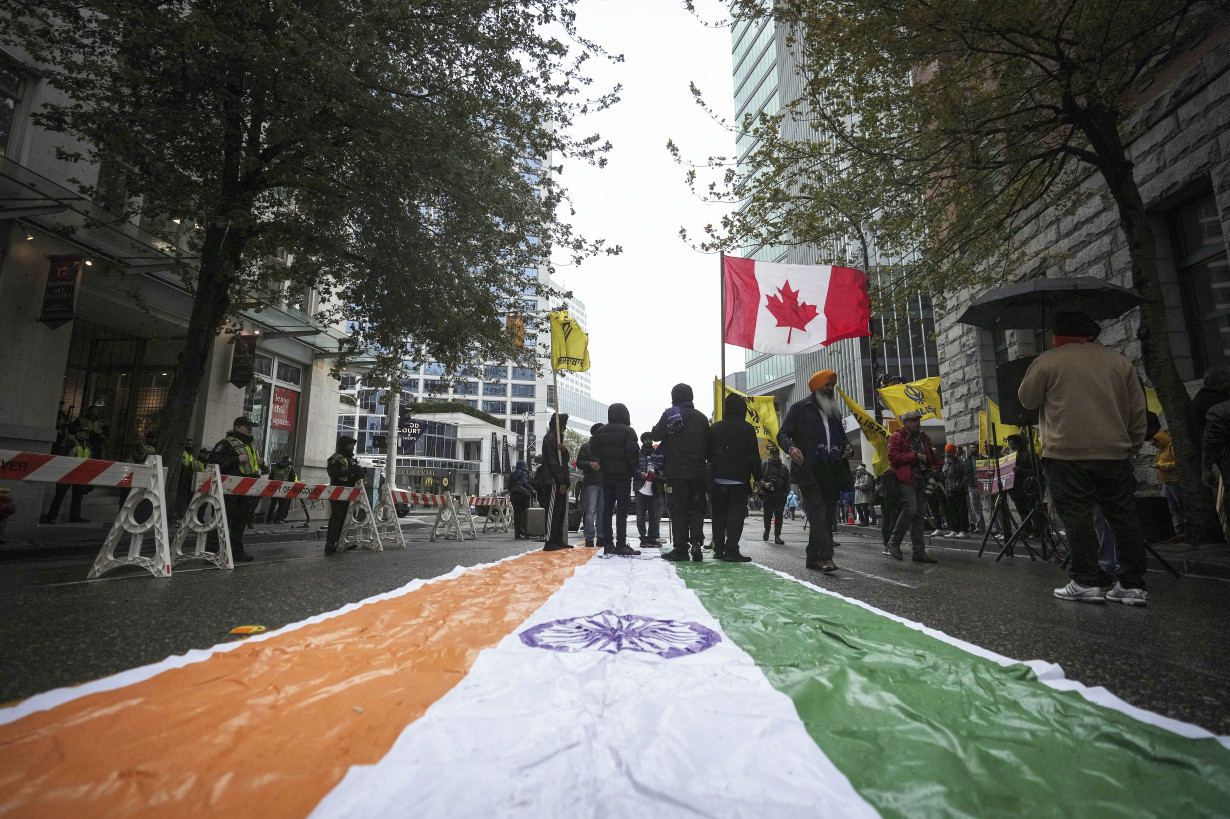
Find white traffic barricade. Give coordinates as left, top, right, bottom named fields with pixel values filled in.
left=430, top=492, right=476, bottom=542
left=171, top=464, right=234, bottom=569
left=373, top=482, right=407, bottom=550
left=172, top=474, right=381, bottom=565
left=474, top=493, right=512, bottom=534
left=0, top=449, right=172, bottom=579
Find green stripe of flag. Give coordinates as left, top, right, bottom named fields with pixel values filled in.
left=680, top=563, right=1230, bottom=818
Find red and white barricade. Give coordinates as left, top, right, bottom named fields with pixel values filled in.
left=174, top=473, right=381, bottom=566
left=430, top=492, right=476, bottom=542
left=0, top=449, right=171, bottom=579
left=373, top=482, right=407, bottom=550
left=472, top=493, right=512, bottom=534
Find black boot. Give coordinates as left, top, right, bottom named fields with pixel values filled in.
left=721, top=550, right=752, bottom=563
left=661, top=547, right=690, bottom=562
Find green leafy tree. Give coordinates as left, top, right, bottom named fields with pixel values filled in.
left=686, top=0, right=1226, bottom=536
left=3, top=0, right=618, bottom=503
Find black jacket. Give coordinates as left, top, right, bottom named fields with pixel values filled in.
left=577, top=440, right=603, bottom=486
left=542, top=414, right=571, bottom=486
left=650, top=384, right=709, bottom=480
left=777, top=398, right=846, bottom=486
left=1203, top=399, right=1230, bottom=476
left=707, top=394, right=761, bottom=488
left=1193, top=387, right=1229, bottom=448
left=591, top=403, right=639, bottom=481
left=760, top=458, right=791, bottom=496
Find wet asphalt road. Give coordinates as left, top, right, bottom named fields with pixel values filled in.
left=2, top=517, right=1228, bottom=737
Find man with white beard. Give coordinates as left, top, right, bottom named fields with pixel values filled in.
left=777, top=370, right=853, bottom=573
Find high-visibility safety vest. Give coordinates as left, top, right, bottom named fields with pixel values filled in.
left=225, top=435, right=260, bottom=476
left=183, top=451, right=205, bottom=472
left=72, top=443, right=90, bottom=459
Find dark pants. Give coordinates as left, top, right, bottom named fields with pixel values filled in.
left=46, top=484, right=87, bottom=521
left=799, top=464, right=841, bottom=562
left=326, top=499, right=350, bottom=552
left=762, top=492, right=787, bottom=537
left=944, top=491, right=969, bottom=533
left=1045, top=458, right=1147, bottom=589
left=855, top=503, right=873, bottom=525
left=636, top=490, right=662, bottom=541
left=269, top=497, right=291, bottom=523
left=602, top=477, right=632, bottom=545
left=226, top=495, right=259, bottom=555
left=712, top=483, right=750, bottom=556
left=545, top=486, right=568, bottom=546
left=666, top=478, right=707, bottom=550
left=888, top=481, right=928, bottom=556
left=512, top=497, right=530, bottom=536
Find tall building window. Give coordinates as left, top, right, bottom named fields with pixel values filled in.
left=511, top=367, right=536, bottom=381
left=1173, top=195, right=1230, bottom=373
left=483, top=382, right=507, bottom=396
left=484, top=365, right=507, bottom=380
left=483, top=400, right=507, bottom=415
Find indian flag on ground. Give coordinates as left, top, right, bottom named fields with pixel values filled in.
left=2, top=550, right=1228, bottom=816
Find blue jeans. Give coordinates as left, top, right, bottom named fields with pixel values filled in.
left=602, top=478, right=632, bottom=545
left=582, top=484, right=603, bottom=541
left=636, top=491, right=662, bottom=541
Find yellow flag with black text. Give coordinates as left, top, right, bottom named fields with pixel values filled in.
left=713, top=379, right=780, bottom=459
left=549, top=310, right=590, bottom=372
left=838, top=387, right=890, bottom=477
left=878, top=376, right=943, bottom=421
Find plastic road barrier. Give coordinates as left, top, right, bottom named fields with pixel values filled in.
left=0, top=449, right=171, bottom=579
left=473, top=493, right=511, bottom=534
left=430, top=493, right=476, bottom=542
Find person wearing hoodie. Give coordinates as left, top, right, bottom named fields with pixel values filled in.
left=635, top=432, right=666, bottom=546
left=590, top=403, right=641, bottom=555
left=541, top=413, right=573, bottom=551
left=760, top=444, right=791, bottom=543
left=651, top=383, right=711, bottom=562
left=508, top=459, right=534, bottom=538
left=576, top=423, right=605, bottom=547
left=708, top=392, right=762, bottom=561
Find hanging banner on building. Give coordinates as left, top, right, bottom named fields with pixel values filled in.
left=229, top=335, right=258, bottom=388
left=39, top=255, right=84, bottom=329
left=398, top=416, right=424, bottom=453
left=490, top=432, right=500, bottom=474
left=501, top=436, right=512, bottom=475
left=270, top=386, right=298, bottom=431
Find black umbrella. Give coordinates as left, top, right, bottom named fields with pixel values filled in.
left=957, top=277, right=1144, bottom=330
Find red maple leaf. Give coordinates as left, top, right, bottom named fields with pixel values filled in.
left=764, top=280, right=819, bottom=344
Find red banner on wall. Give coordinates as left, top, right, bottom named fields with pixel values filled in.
left=271, top=386, right=298, bottom=431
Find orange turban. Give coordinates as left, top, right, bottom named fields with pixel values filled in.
left=808, top=370, right=837, bottom=391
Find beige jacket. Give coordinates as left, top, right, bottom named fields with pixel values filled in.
left=1017, top=341, right=1147, bottom=461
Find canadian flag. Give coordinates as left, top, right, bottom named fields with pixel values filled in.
left=723, top=256, right=871, bottom=355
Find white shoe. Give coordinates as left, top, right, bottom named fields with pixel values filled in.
left=1054, top=580, right=1107, bottom=604
left=1105, top=582, right=1149, bottom=607
left=929, top=529, right=944, bottom=537
left=953, top=531, right=967, bottom=539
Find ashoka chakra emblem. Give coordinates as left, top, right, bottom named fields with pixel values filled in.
left=519, top=610, right=720, bottom=659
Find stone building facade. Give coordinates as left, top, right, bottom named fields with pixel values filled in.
left=936, top=26, right=1230, bottom=456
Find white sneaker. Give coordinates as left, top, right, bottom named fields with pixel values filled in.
left=943, top=531, right=959, bottom=538
left=953, top=531, right=967, bottom=539
left=1106, top=582, right=1149, bottom=607
left=929, top=529, right=944, bottom=538
left=1054, top=581, right=1107, bottom=604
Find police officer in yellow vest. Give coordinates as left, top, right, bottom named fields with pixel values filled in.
left=325, top=435, right=365, bottom=555
left=175, top=442, right=206, bottom=519
left=207, top=416, right=260, bottom=562
left=41, top=425, right=92, bottom=524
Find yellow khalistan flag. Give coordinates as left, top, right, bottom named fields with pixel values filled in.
left=714, top=379, right=781, bottom=459
left=979, top=398, right=1042, bottom=455
left=837, top=387, right=891, bottom=477
left=878, top=376, right=943, bottom=421
left=549, top=310, right=590, bottom=372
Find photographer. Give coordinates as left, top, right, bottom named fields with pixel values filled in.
left=759, top=445, right=791, bottom=544
left=884, top=410, right=941, bottom=563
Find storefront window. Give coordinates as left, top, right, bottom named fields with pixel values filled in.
left=244, top=352, right=303, bottom=465
left=1174, top=195, right=1230, bottom=373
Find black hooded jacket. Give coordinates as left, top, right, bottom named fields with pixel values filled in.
left=591, top=403, right=639, bottom=481
left=541, top=414, right=571, bottom=486
left=707, top=393, right=761, bottom=487
left=651, top=383, right=710, bottom=480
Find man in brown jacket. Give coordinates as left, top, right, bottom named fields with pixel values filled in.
left=1018, top=311, right=1149, bottom=606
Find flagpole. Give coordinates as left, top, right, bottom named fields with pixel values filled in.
left=719, top=251, right=726, bottom=416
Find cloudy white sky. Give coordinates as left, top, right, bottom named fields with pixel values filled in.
left=550, top=0, right=742, bottom=434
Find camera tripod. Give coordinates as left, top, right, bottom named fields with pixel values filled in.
left=977, top=423, right=1040, bottom=559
